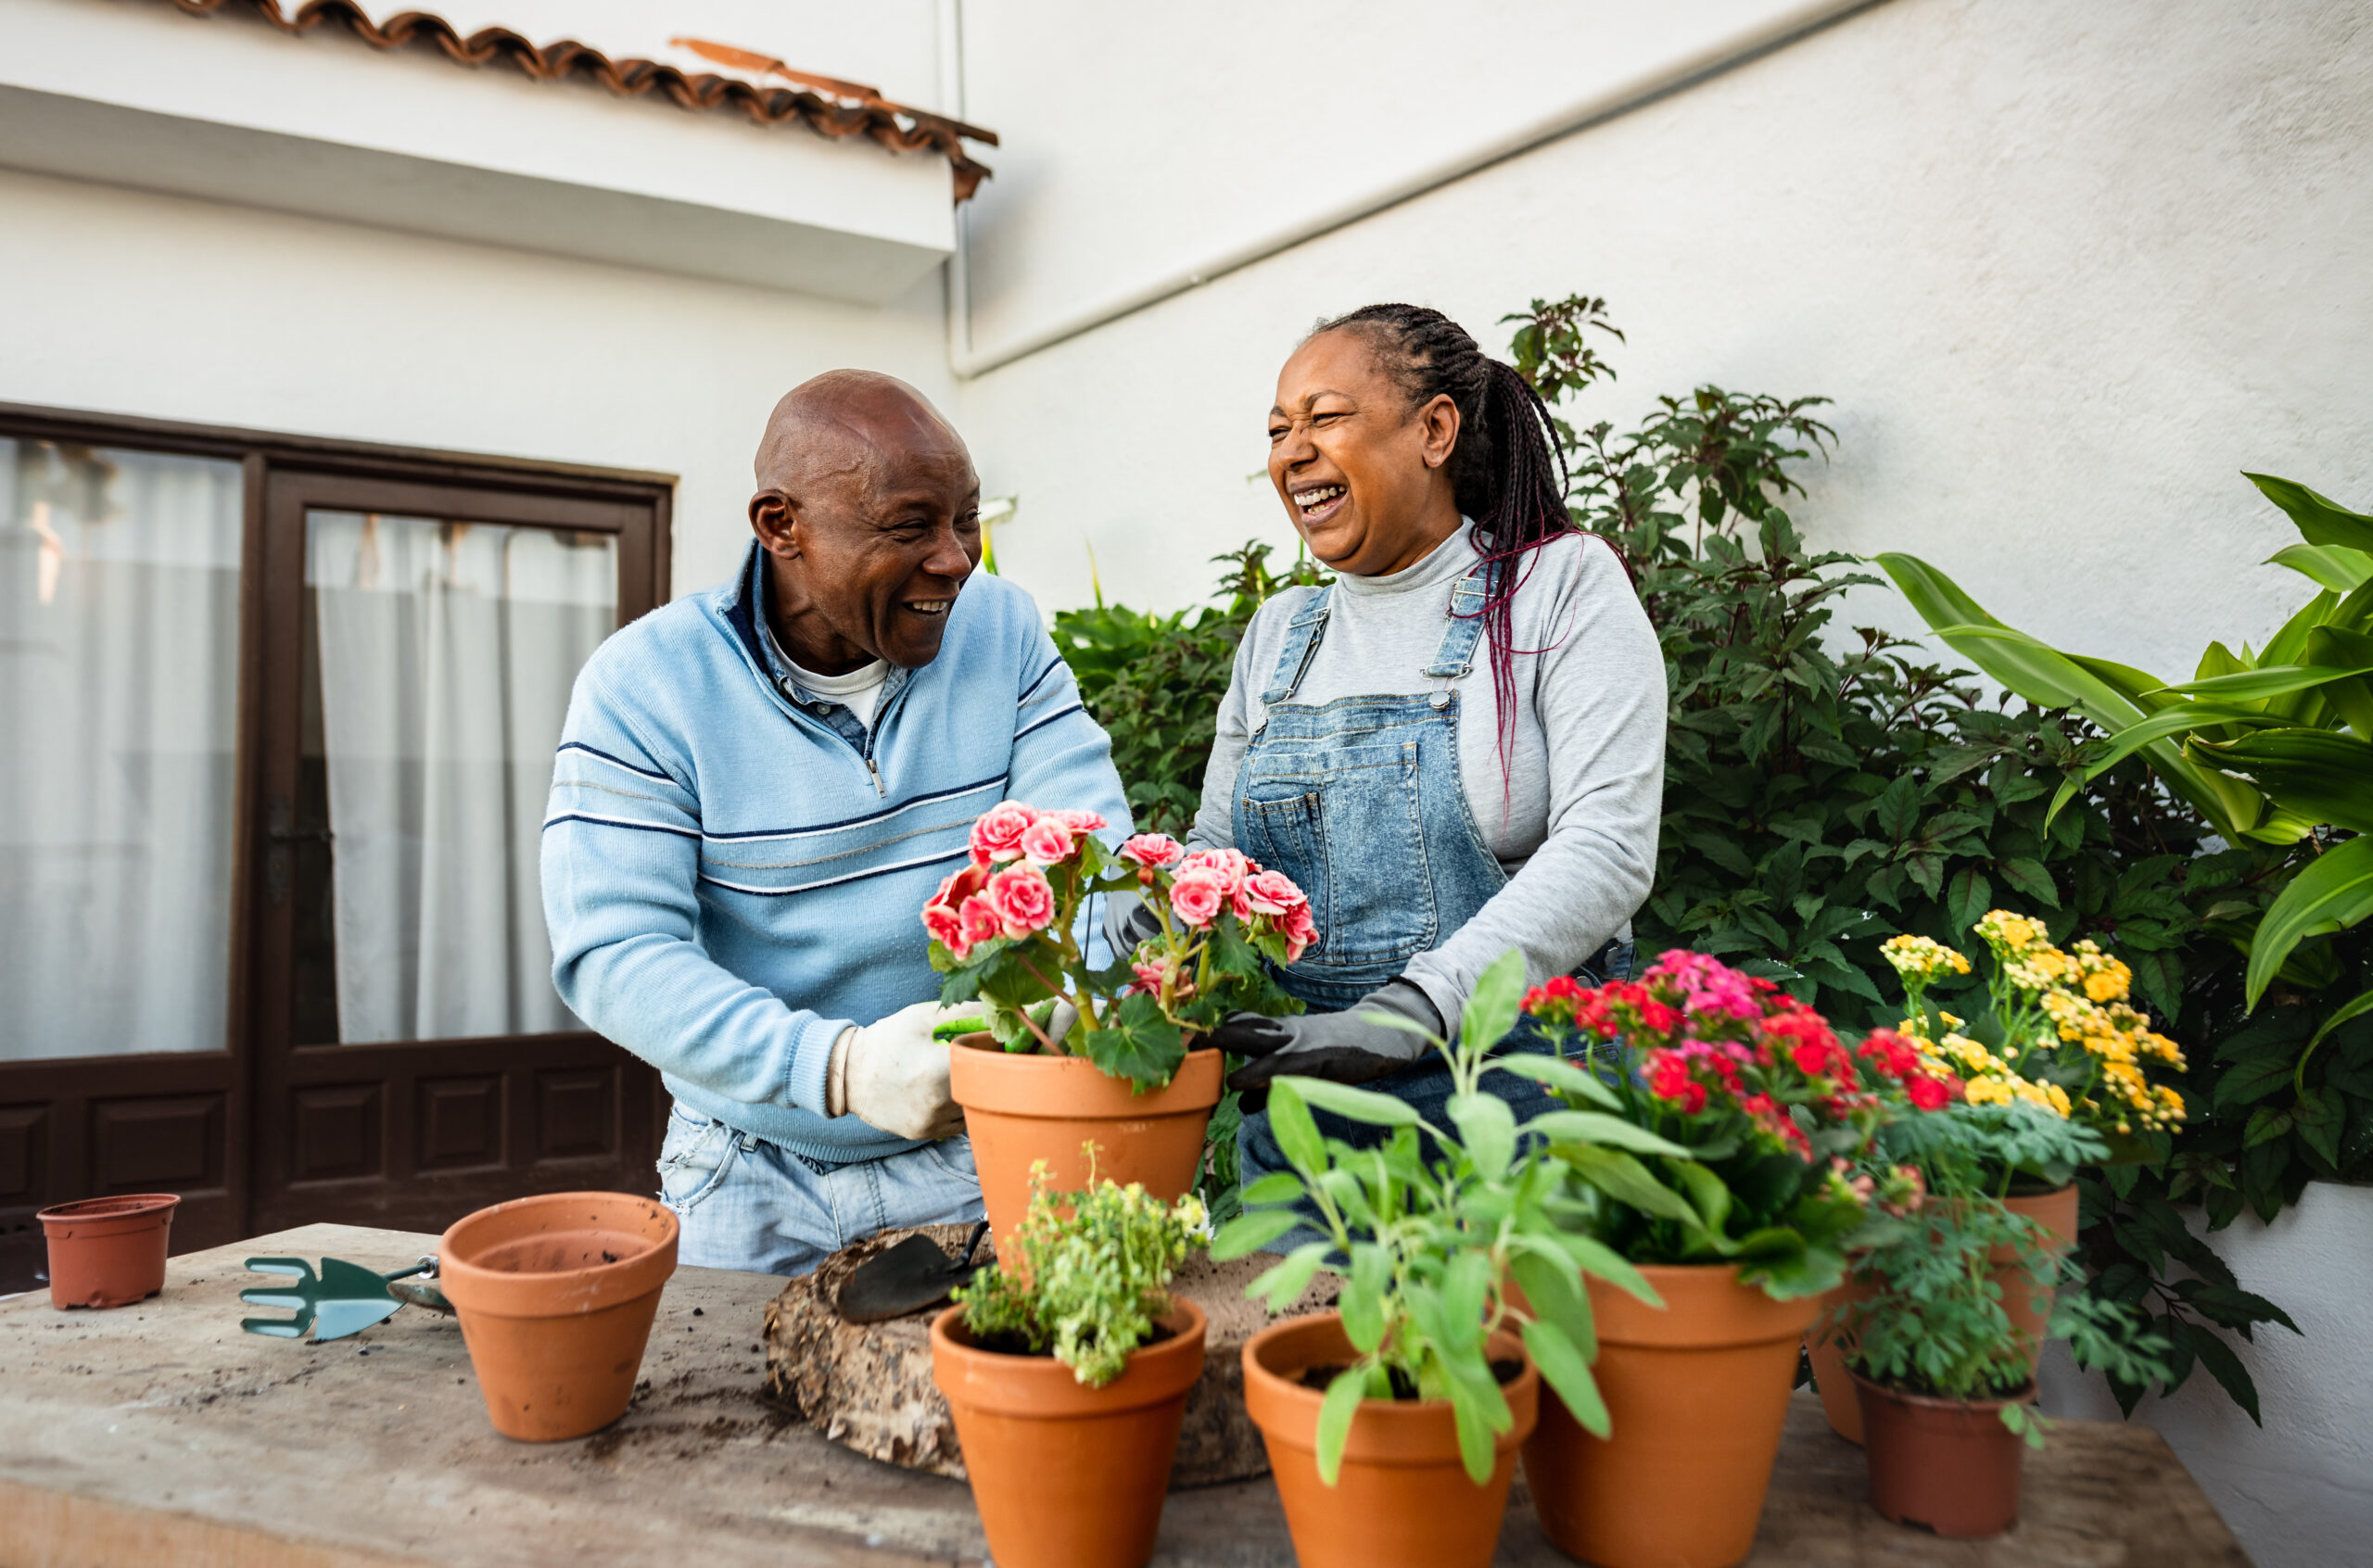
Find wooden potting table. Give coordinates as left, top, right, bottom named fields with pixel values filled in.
left=0, top=1223, right=2250, bottom=1567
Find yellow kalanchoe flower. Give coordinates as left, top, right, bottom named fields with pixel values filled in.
left=1880, top=933, right=1971, bottom=986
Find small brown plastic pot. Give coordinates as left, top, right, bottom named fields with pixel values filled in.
left=950, top=1038, right=1221, bottom=1244
left=438, top=1192, right=678, bottom=1442
left=1999, top=1183, right=2078, bottom=1376
left=1853, top=1370, right=2032, bottom=1538
left=1805, top=1271, right=1876, bottom=1443
left=38, top=1194, right=180, bottom=1309
left=931, top=1297, right=1207, bottom=1568
left=1241, top=1310, right=1537, bottom=1568
left=1523, top=1262, right=1822, bottom=1568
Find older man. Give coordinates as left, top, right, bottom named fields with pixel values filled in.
left=542, top=371, right=1128, bottom=1275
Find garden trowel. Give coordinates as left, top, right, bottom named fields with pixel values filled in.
left=238, top=1255, right=441, bottom=1342
left=835, top=1222, right=990, bottom=1324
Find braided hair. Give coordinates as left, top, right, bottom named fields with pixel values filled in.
left=1307, top=302, right=1577, bottom=773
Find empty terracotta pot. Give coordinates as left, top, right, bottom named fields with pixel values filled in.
left=951, top=1040, right=1222, bottom=1243
left=1854, top=1370, right=2032, bottom=1538
left=438, top=1191, right=678, bottom=1442
left=1241, top=1311, right=1537, bottom=1568
left=1805, top=1271, right=1876, bottom=1443
left=1999, top=1183, right=2078, bottom=1375
left=38, top=1193, right=179, bottom=1309
left=932, top=1298, right=1207, bottom=1568
left=1523, top=1263, right=1822, bottom=1568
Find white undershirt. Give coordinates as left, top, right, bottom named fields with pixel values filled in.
left=784, top=654, right=890, bottom=728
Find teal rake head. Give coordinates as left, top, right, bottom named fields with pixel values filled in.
left=239, top=1256, right=435, bottom=1343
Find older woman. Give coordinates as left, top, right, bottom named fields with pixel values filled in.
left=1188, top=303, right=1666, bottom=1176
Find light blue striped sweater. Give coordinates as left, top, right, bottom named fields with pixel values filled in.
left=541, top=543, right=1130, bottom=1160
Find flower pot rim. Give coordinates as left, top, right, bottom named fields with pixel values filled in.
left=38, top=1193, right=181, bottom=1229
left=950, top=1037, right=1225, bottom=1116
left=1589, top=1260, right=1827, bottom=1348
left=1241, top=1310, right=1539, bottom=1460
left=1846, top=1366, right=2037, bottom=1412
left=438, top=1192, right=679, bottom=1319
left=931, top=1296, right=1208, bottom=1418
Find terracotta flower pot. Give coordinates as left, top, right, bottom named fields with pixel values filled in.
left=1241, top=1310, right=1537, bottom=1568
left=931, top=1297, right=1207, bottom=1568
left=1999, top=1183, right=2078, bottom=1375
left=950, top=1038, right=1222, bottom=1242
left=1523, top=1263, right=1822, bottom=1568
left=38, top=1194, right=179, bottom=1309
left=1804, top=1271, right=1876, bottom=1444
left=438, top=1192, right=679, bottom=1442
left=1853, top=1370, right=2032, bottom=1538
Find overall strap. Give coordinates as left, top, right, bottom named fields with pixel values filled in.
left=1259, top=586, right=1334, bottom=706
left=1423, top=567, right=1491, bottom=680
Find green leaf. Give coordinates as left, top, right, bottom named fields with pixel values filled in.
left=2214, top=1053, right=2297, bottom=1113
left=1491, top=1053, right=1620, bottom=1107
left=1508, top=1249, right=1593, bottom=1359
left=2188, top=730, right=2373, bottom=835
left=1521, top=1319, right=1608, bottom=1438
left=2180, top=1320, right=2263, bottom=1425
left=1239, top=1171, right=1306, bottom=1206
left=1527, top=1111, right=1690, bottom=1157
left=1461, top=949, right=1528, bottom=1056
left=2309, top=987, right=2373, bottom=1050
left=1081, top=994, right=1188, bottom=1090
left=2154, top=663, right=2373, bottom=702
left=1212, top=1208, right=1302, bottom=1261
left=1556, top=1144, right=1701, bottom=1224
left=1448, top=1091, right=1517, bottom=1178
left=1284, top=1077, right=1425, bottom=1128
left=1341, top=1244, right=1390, bottom=1352
left=1248, top=1243, right=1333, bottom=1311
left=1316, top=1368, right=1366, bottom=1486
left=1267, top=1081, right=1327, bottom=1176
left=2248, top=472, right=2373, bottom=557
left=1996, top=856, right=2061, bottom=908
left=2265, top=542, right=2373, bottom=593
left=1948, top=867, right=1992, bottom=939
left=2246, top=837, right=2373, bottom=1008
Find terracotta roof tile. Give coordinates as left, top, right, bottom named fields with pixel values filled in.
left=155, top=0, right=997, bottom=201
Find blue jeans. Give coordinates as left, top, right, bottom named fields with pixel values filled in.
left=656, top=1102, right=984, bottom=1277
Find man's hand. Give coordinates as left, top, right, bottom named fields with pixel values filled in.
left=827, top=1001, right=964, bottom=1140
left=1212, top=980, right=1445, bottom=1098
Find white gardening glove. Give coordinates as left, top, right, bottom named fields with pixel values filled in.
left=826, top=1001, right=964, bottom=1140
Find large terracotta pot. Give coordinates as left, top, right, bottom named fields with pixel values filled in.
left=1241, top=1311, right=1537, bottom=1568
left=1524, top=1263, right=1822, bottom=1568
left=438, top=1192, right=678, bottom=1442
left=38, top=1194, right=179, bottom=1309
left=1804, top=1271, right=1876, bottom=1444
left=1853, top=1370, right=2032, bottom=1538
left=931, top=1298, right=1207, bottom=1568
left=1999, top=1183, right=2078, bottom=1374
left=950, top=1038, right=1222, bottom=1242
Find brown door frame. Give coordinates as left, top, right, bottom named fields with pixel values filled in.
left=0, top=402, right=672, bottom=1253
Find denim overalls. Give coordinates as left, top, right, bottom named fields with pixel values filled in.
left=1234, top=567, right=1633, bottom=1190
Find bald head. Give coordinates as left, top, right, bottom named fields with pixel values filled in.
left=755, top=370, right=967, bottom=493
left=747, top=370, right=982, bottom=675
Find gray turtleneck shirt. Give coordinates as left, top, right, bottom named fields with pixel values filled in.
left=1186, top=524, right=1666, bottom=1032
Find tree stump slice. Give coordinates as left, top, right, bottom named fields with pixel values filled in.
left=762, top=1224, right=1334, bottom=1486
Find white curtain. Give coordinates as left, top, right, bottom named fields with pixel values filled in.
left=307, top=512, right=614, bottom=1043
left=0, top=441, right=244, bottom=1061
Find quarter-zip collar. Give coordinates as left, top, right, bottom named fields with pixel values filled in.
left=716, top=541, right=915, bottom=795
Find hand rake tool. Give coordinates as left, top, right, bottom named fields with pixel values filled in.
left=239, top=1255, right=446, bottom=1342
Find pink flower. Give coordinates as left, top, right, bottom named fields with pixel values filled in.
left=1018, top=817, right=1077, bottom=866
left=1131, top=961, right=1167, bottom=995
left=923, top=902, right=967, bottom=957
left=969, top=802, right=1038, bottom=865
left=957, top=893, right=1004, bottom=951
left=985, top=865, right=1056, bottom=937
left=933, top=863, right=989, bottom=911
left=1244, top=869, right=1307, bottom=916
left=1181, top=847, right=1251, bottom=890
left=1119, top=833, right=1185, bottom=869
left=1047, top=808, right=1109, bottom=832
left=1282, top=902, right=1318, bottom=963
left=1169, top=870, right=1225, bottom=928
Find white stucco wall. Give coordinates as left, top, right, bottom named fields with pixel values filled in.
left=2039, top=1181, right=2373, bottom=1568
left=957, top=0, right=2373, bottom=695
left=0, top=164, right=953, bottom=598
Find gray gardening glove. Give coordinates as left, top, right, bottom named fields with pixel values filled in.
left=1215, top=980, right=1444, bottom=1101
left=1102, top=891, right=1162, bottom=958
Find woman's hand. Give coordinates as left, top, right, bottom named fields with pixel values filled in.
left=1214, top=980, right=1443, bottom=1099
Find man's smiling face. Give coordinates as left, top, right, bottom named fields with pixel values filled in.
left=750, top=373, right=982, bottom=673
